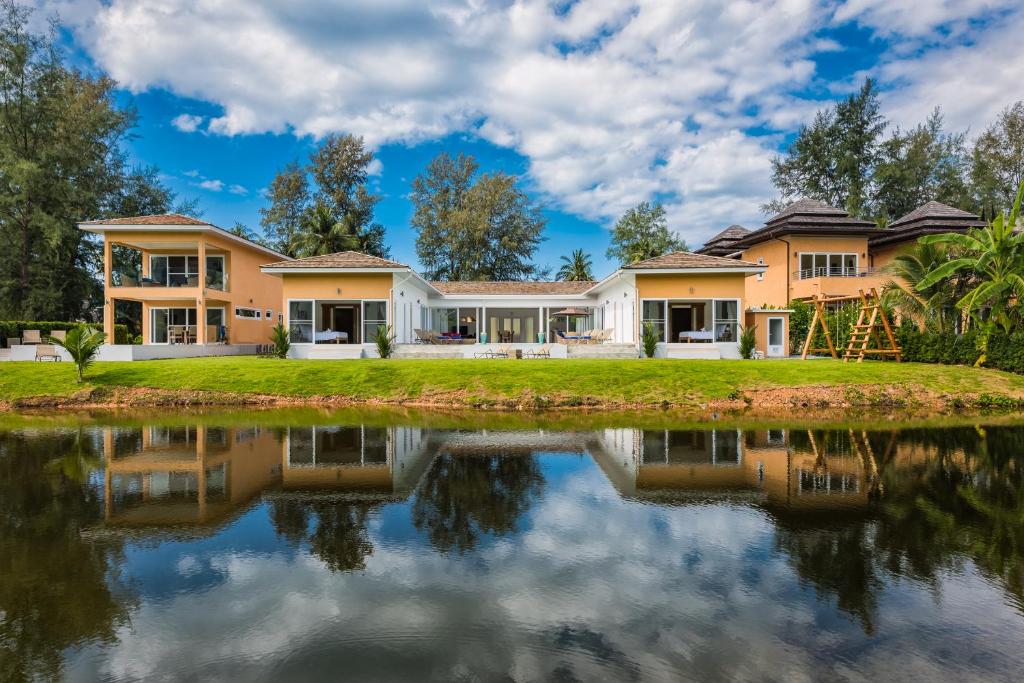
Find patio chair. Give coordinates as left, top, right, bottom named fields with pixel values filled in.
left=524, top=344, right=552, bottom=359
left=474, top=345, right=511, bottom=359
left=413, top=329, right=429, bottom=344
left=22, top=329, right=42, bottom=345
left=35, top=344, right=61, bottom=362
left=6, top=337, right=20, bottom=348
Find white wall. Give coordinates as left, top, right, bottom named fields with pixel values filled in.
left=392, top=274, right=432, bottom=343
left=594, top=274, right=637, bottom=343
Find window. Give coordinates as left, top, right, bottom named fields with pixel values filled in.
left=713, top=300, right=739, bottom=342
left=206, top=255, right=225, bottom=290
left=431, top=308, right=457, bottom=333
left=150, top=255, right=199, bottom=287
left=151, top=307, right=197, bottom=344
left=640, top=300, right=666, bottom=342
left=289, top=300, right=314, bottom=344
left=265, top=309, right=273, bottom=320
left=235, top=307, right=261, bottom=319
left=798, top=253, right=858, bottom=279
left=363, top=300, right=388, bottom=344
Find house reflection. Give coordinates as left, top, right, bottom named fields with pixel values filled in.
left=102, top=424, right=281, bottom=531
left=593, top=427, right=874, bottom=513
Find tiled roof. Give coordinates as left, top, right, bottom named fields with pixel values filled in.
left=623, top=251, right=760, bottom=269
left=696, top=224, right=750, bottom=255
left=888, top=201, right=980, bottom=228
left=870, top=201, right=985, bottom=248
left=262, top=251, right=408, bottom=269
left=430, top=281, right=596, bottom=295
left=732, top=199, right=878, bottom=248
left=80, top=213, right=209, bottom=226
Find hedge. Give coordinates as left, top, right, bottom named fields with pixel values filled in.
left=0, top=321, right=130, bottom=347
left=896, top=326, right=1024, bottom=375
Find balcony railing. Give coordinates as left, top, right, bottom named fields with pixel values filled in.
left=793, top=267, right=879, bottom=280
left=109, top=271, right=228, bottom=291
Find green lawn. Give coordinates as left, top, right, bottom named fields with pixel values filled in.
left=3, top=356, right=1024, bottom=407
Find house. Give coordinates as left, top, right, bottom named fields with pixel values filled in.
left=79, top=213, right=290, bottom=358
left=259, top=249, right=776, bottom=359
left=697, top=199, right=985, bottom=308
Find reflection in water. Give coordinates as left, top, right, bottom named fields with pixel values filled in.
left=1, top=417, right=1024, bottom=680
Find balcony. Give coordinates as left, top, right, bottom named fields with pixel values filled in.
left=111, top=271, right=228, bottom=291
left=791, top=267, right=886, bottom=300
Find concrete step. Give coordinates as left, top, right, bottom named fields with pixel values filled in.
left=567, top=344, right=638, bottom=359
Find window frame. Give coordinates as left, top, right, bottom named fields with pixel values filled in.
left=362, top=299, right=388, bottom=345
left=149, top=254, right=200, bottom=287
left=287, top=299, right=315, bottom=345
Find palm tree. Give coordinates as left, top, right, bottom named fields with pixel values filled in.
left=49, top=324, right=106, bottom=382
left=293, top=201, right=362, bottom=257
left=881, top=241, right=965, bottom=333
left=917, top=181, right=1024, bottom=338
left=556, top=249, right=594, bottom=281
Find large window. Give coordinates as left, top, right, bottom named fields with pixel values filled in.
left=151, top=308, right=196, bottom=344
left=150, top=255, right=199, bottom=287
left=362, top=300, right=388, bottom=343
left=289, top=300, right=314, bottom=344
left=798, top=253, right=858, bottom=279
left=713, top=300, right=739, bottom=342
left=640, top=300, right=667, bottom=342
left=206, top=255, right=225, bottom=290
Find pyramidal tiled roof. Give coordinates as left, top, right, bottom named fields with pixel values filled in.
left=623, top=251, right=760, bottom=269
left=80, top=213, right=209, bottom=226
left=262, top=251, right=408, bottom=269
left=706, top=224, right=750, bottom=244
left=731, top=199, right=878, bottom=248
left=888, top=201, right=982, bottom=228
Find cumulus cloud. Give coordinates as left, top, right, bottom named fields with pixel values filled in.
left=33, top=0, right=1024, bottom=245
left=171, top=113, right=204, bottom=133
left=228, top=184, right=248, bottom=195
left=196, top=179, right=224, bottom=192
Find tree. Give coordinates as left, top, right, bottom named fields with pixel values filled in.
left=410, top=153, right=546, bottom=280
left=971, top=101, right=1024, bottom=221
left=259, top=135, right=388, bottom=259
left=607, top=202, right=686, bottom=265
left=556, top=249, right=594, bottom=281
left=873, top=110, right=971, bottom=223
left=880, top=241, right=966, bottom=333
left=768, top=79, right=886, bottom=217
left=259, top=161, right=309, bottom=256
left=109, top=165, right=200, bottom=218
left=227, top=222, right=263, bottom=244
left=917, top=181, right=1024, bottom=357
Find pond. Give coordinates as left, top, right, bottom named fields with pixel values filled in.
left=2, top=410, right=1024, bottom=681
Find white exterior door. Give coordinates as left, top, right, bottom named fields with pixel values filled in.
left=767, top=316, right=785, bottom=357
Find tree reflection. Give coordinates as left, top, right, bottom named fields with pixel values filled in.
left=268, top=498, right=375, bottom=571
left=0, top=429, right=132, bottom=681
left=771, top=426, right=1024, bottom=634
left=411, top=450, right=545, bottom=554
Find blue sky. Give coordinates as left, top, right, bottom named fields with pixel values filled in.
left=38, top=0, right=1024, bottom=277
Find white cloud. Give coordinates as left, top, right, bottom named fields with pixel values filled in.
left=171, top=113, right=204, bottom=133
left=228, top=184, right=248, bottom=195
left=366, top=158, right=383, bottom=177
left=197, top=179, right=224, bottom=192
left=35, top=0, right=1024, bottom=245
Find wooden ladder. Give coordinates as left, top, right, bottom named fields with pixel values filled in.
left=842, top=288, right=901, bottom=363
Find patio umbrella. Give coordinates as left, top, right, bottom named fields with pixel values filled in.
left=552, top=307, right=590, bottom=340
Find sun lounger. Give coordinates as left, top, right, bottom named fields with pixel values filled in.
left=524, top=344, right=552, bottom=358
left=5, top=337, right=20, bottom=348
left=474, top=345, right=512, bottom=359
left=22, top=329, right=42, bottom=345
left=35, top=344, right=61, bottom=362
left=48, top=330, right=67, bottom=343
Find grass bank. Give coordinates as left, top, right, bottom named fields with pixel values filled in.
left=3, top=357, right=1024, bottom=411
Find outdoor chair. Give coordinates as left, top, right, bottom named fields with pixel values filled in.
left=48, top=330, right=67, bottom=343
left=474, top=345, right=511, bottom=359
left=524, top=344, right=552, bottom=359
left=22, top=329, right=42, bottom=345
left=6, top=337, right=20, bottom=348
left=34, top=344, right=61, bottom=362
left=413, top=329, right=430, bottom=344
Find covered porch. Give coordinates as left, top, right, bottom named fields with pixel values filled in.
left=641, top=298, right=742, bottom=359
left=423, top=305, right=602, bottom=344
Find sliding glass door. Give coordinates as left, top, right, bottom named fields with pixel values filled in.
left=150, top=308, right=197, bottom=344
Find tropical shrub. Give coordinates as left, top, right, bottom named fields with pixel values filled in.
left=739, top=324, right=757, bottom=359
left=641, top=322, right=659, bottom=358
left=374, top=325, right=396, bottom=359
left=49, top=324, right=106, bottom=382
left=270, top=324, right=291, bottom=359
left=895, top=326, right=1024, bottom=375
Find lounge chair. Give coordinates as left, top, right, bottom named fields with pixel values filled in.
left=35, top=344, right=61, bottom=362
left=48, top=330, right=67, bottom=343
left=474, top=345, right=511, bottom=359
left=22, top=329, right=42, bottom=345
left=5, top=337, right=20, bottom=348
left=524, top=344, right=552, bottom=359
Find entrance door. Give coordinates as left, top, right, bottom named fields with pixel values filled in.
left=670, top=306, right=692, bottom=342
left=767, top=317, right=785, bottom=357
left=331, top=306, right=356, bottom=344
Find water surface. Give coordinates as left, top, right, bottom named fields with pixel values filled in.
left=2, top=411, right=1024, bottom=681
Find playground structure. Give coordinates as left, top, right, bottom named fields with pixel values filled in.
left=800, top=288, right=902, bottom=363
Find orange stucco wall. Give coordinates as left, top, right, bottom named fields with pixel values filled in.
left=278, top=272, right=394, bottom=301
left=103, top=230, right=283, bottom=344
left=741, top=235, right=874, bottom=306
left=634, top=273, right=748, bottom=301
left=744, top=310, right=790, bottom=357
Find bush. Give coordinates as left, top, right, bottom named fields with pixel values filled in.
left=895, top=326, right=1024, bottom=374
left=374, top=325, right=396, bottom=359
left=739, top=324, right=757, bottom=359
left=0, top=321, right=127, bottom=347
left=641, top=322, right=659, bottom=358
left=270, top=324, right=290, bottom=359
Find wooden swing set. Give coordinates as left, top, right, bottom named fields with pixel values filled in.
left=800, top=288, right=902, bottom=362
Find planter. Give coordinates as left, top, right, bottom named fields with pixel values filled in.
left=537, top=332, right=545, bottom=344
left=480, top=332, right=488, bottom=344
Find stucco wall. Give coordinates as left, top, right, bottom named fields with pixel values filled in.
left=634, top=273, right=748, bottom=300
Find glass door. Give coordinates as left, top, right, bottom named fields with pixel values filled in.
left=767, top=316, right=784, bottom=357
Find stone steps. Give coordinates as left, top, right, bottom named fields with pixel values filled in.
left=566, top=344, right=638, bottom=359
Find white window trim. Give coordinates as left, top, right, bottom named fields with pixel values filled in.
left=797, top=252, right=859, bottom=279
left=205, top=254, right=226, bottom=291
left=149, top=254, right=200, bottom=287
left=286, top=298, right=316, bottom=346
left=711, top=297, right=741, bottom=344
left=361, top=299, right=389, bottom=345
left=149, top=306, right=197, bottom=345
left=234, top=306, right=262, bottom=320
left=639, top=298, right=668, bottom=343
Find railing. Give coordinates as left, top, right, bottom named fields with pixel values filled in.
left=109, top=272, right=228, bottom=291
left=793, top=267, right=879, bottom=280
